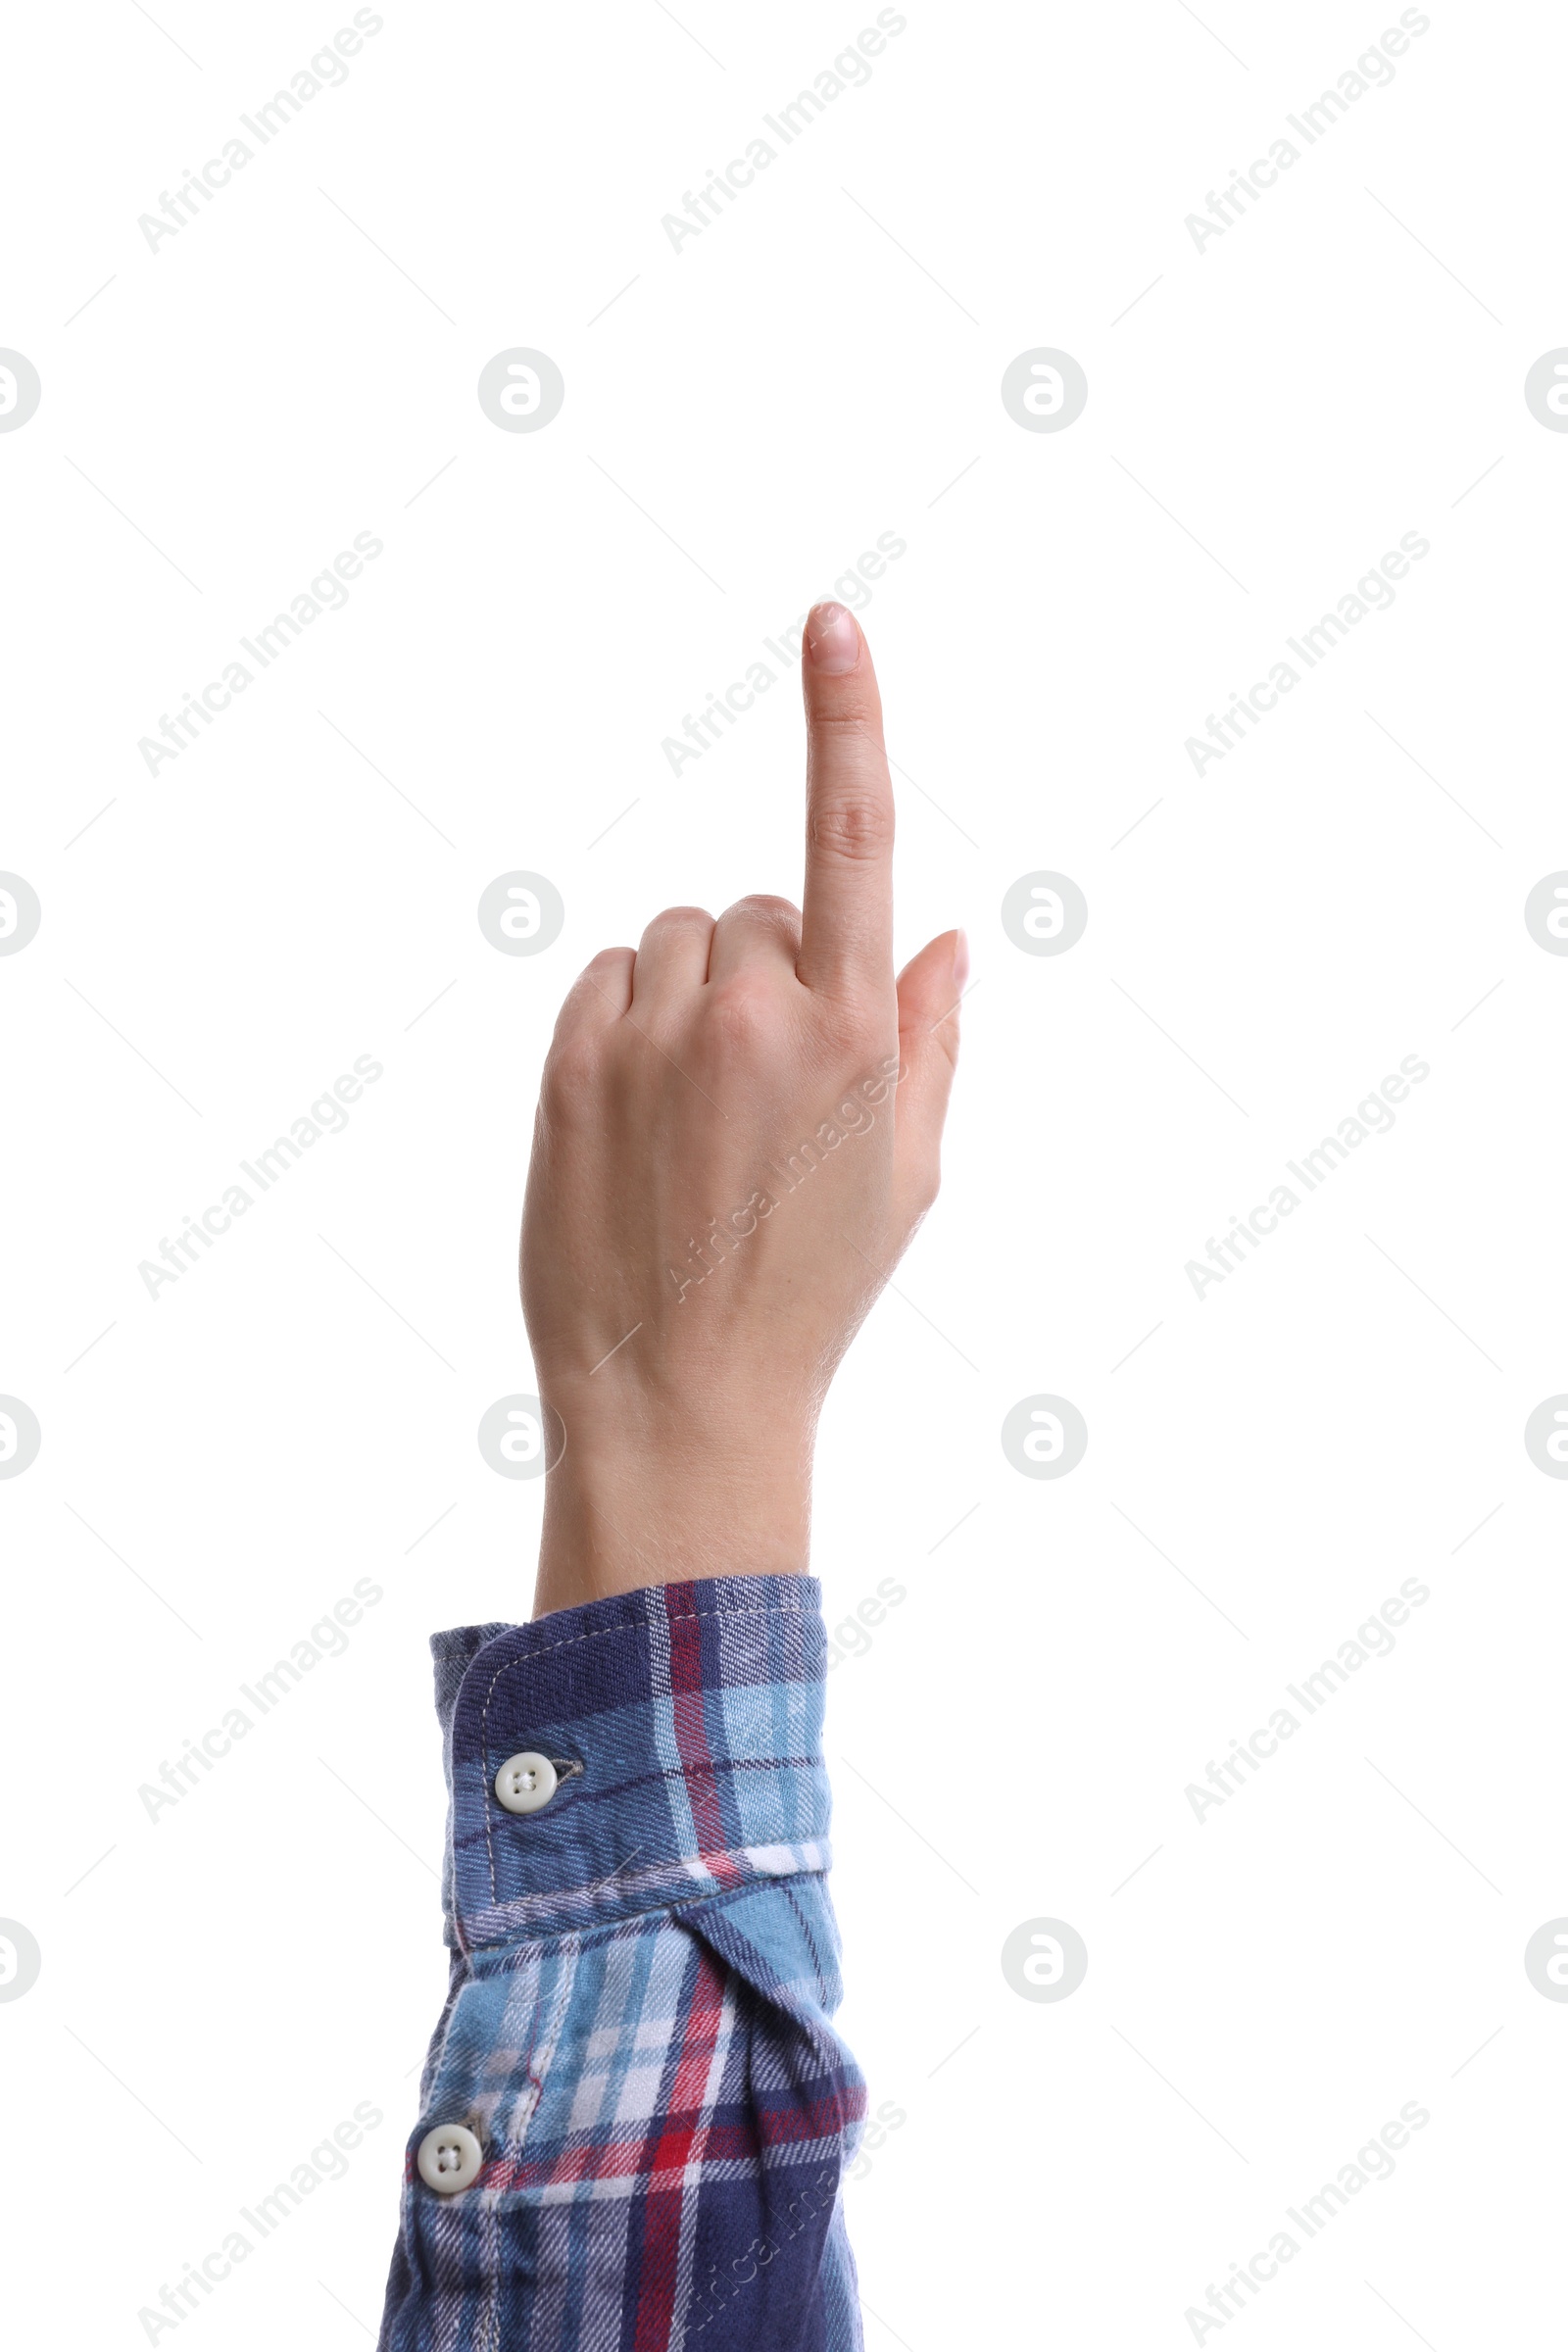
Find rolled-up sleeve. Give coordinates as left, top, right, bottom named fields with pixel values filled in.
left=376, top=1574, right=867, bottom=2351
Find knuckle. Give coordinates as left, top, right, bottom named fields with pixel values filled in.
left=706, top=976, right=776, bottom=1052
left=541, top=1033, right=600, bottom=1106
left=566, top=949, right=631, bottom=1016
left=815, top=989, right=892, bottom=1049
left=809, top=708, right=881, bottom=740
left=725, top=892, right=801, bottom=926
left=900, top=1158, right=942, bottom=1226
left=645, top=903, right=712, bottom=934
left=808, top=792, right=893, bottom=863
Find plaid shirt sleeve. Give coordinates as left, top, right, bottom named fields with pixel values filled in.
left=376, top=1573, right=868, bottom=2352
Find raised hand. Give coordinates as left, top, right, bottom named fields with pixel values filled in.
left=521, top=599, right=965, bottom=1613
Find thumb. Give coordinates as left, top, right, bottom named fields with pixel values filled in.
left=891, top=927, right=966, bottom=1228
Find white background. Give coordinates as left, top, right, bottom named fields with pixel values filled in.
left=3, top=1, right=1565, bottom=2344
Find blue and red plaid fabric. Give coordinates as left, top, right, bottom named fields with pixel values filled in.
left=377, top=1574, right=867, bottom=2350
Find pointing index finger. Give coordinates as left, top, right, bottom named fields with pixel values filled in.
left=797, top=601, right=896, bottom=997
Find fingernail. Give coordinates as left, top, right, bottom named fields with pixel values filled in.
left=952, top=928, right=970, bottom=993
left=806, top=601, right=859, bottom=674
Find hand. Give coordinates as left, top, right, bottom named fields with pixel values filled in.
left=520, top=600, right=965, bottom=1615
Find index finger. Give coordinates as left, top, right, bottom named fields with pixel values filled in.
left=796, top=600, right=896, bottom=997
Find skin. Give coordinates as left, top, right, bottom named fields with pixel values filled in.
left=521, top=599, right=965, bottom=1617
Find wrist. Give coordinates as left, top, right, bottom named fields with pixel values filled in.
left=531, top=1416, right=814, bottom=1616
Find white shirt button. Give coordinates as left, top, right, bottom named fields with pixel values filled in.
left=416, top=2121, right=483, bottom=2194
left=495, top=1750, right=558, bottom=1814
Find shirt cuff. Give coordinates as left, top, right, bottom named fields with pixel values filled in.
left=429, top=1575, right=832, bottom=1952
